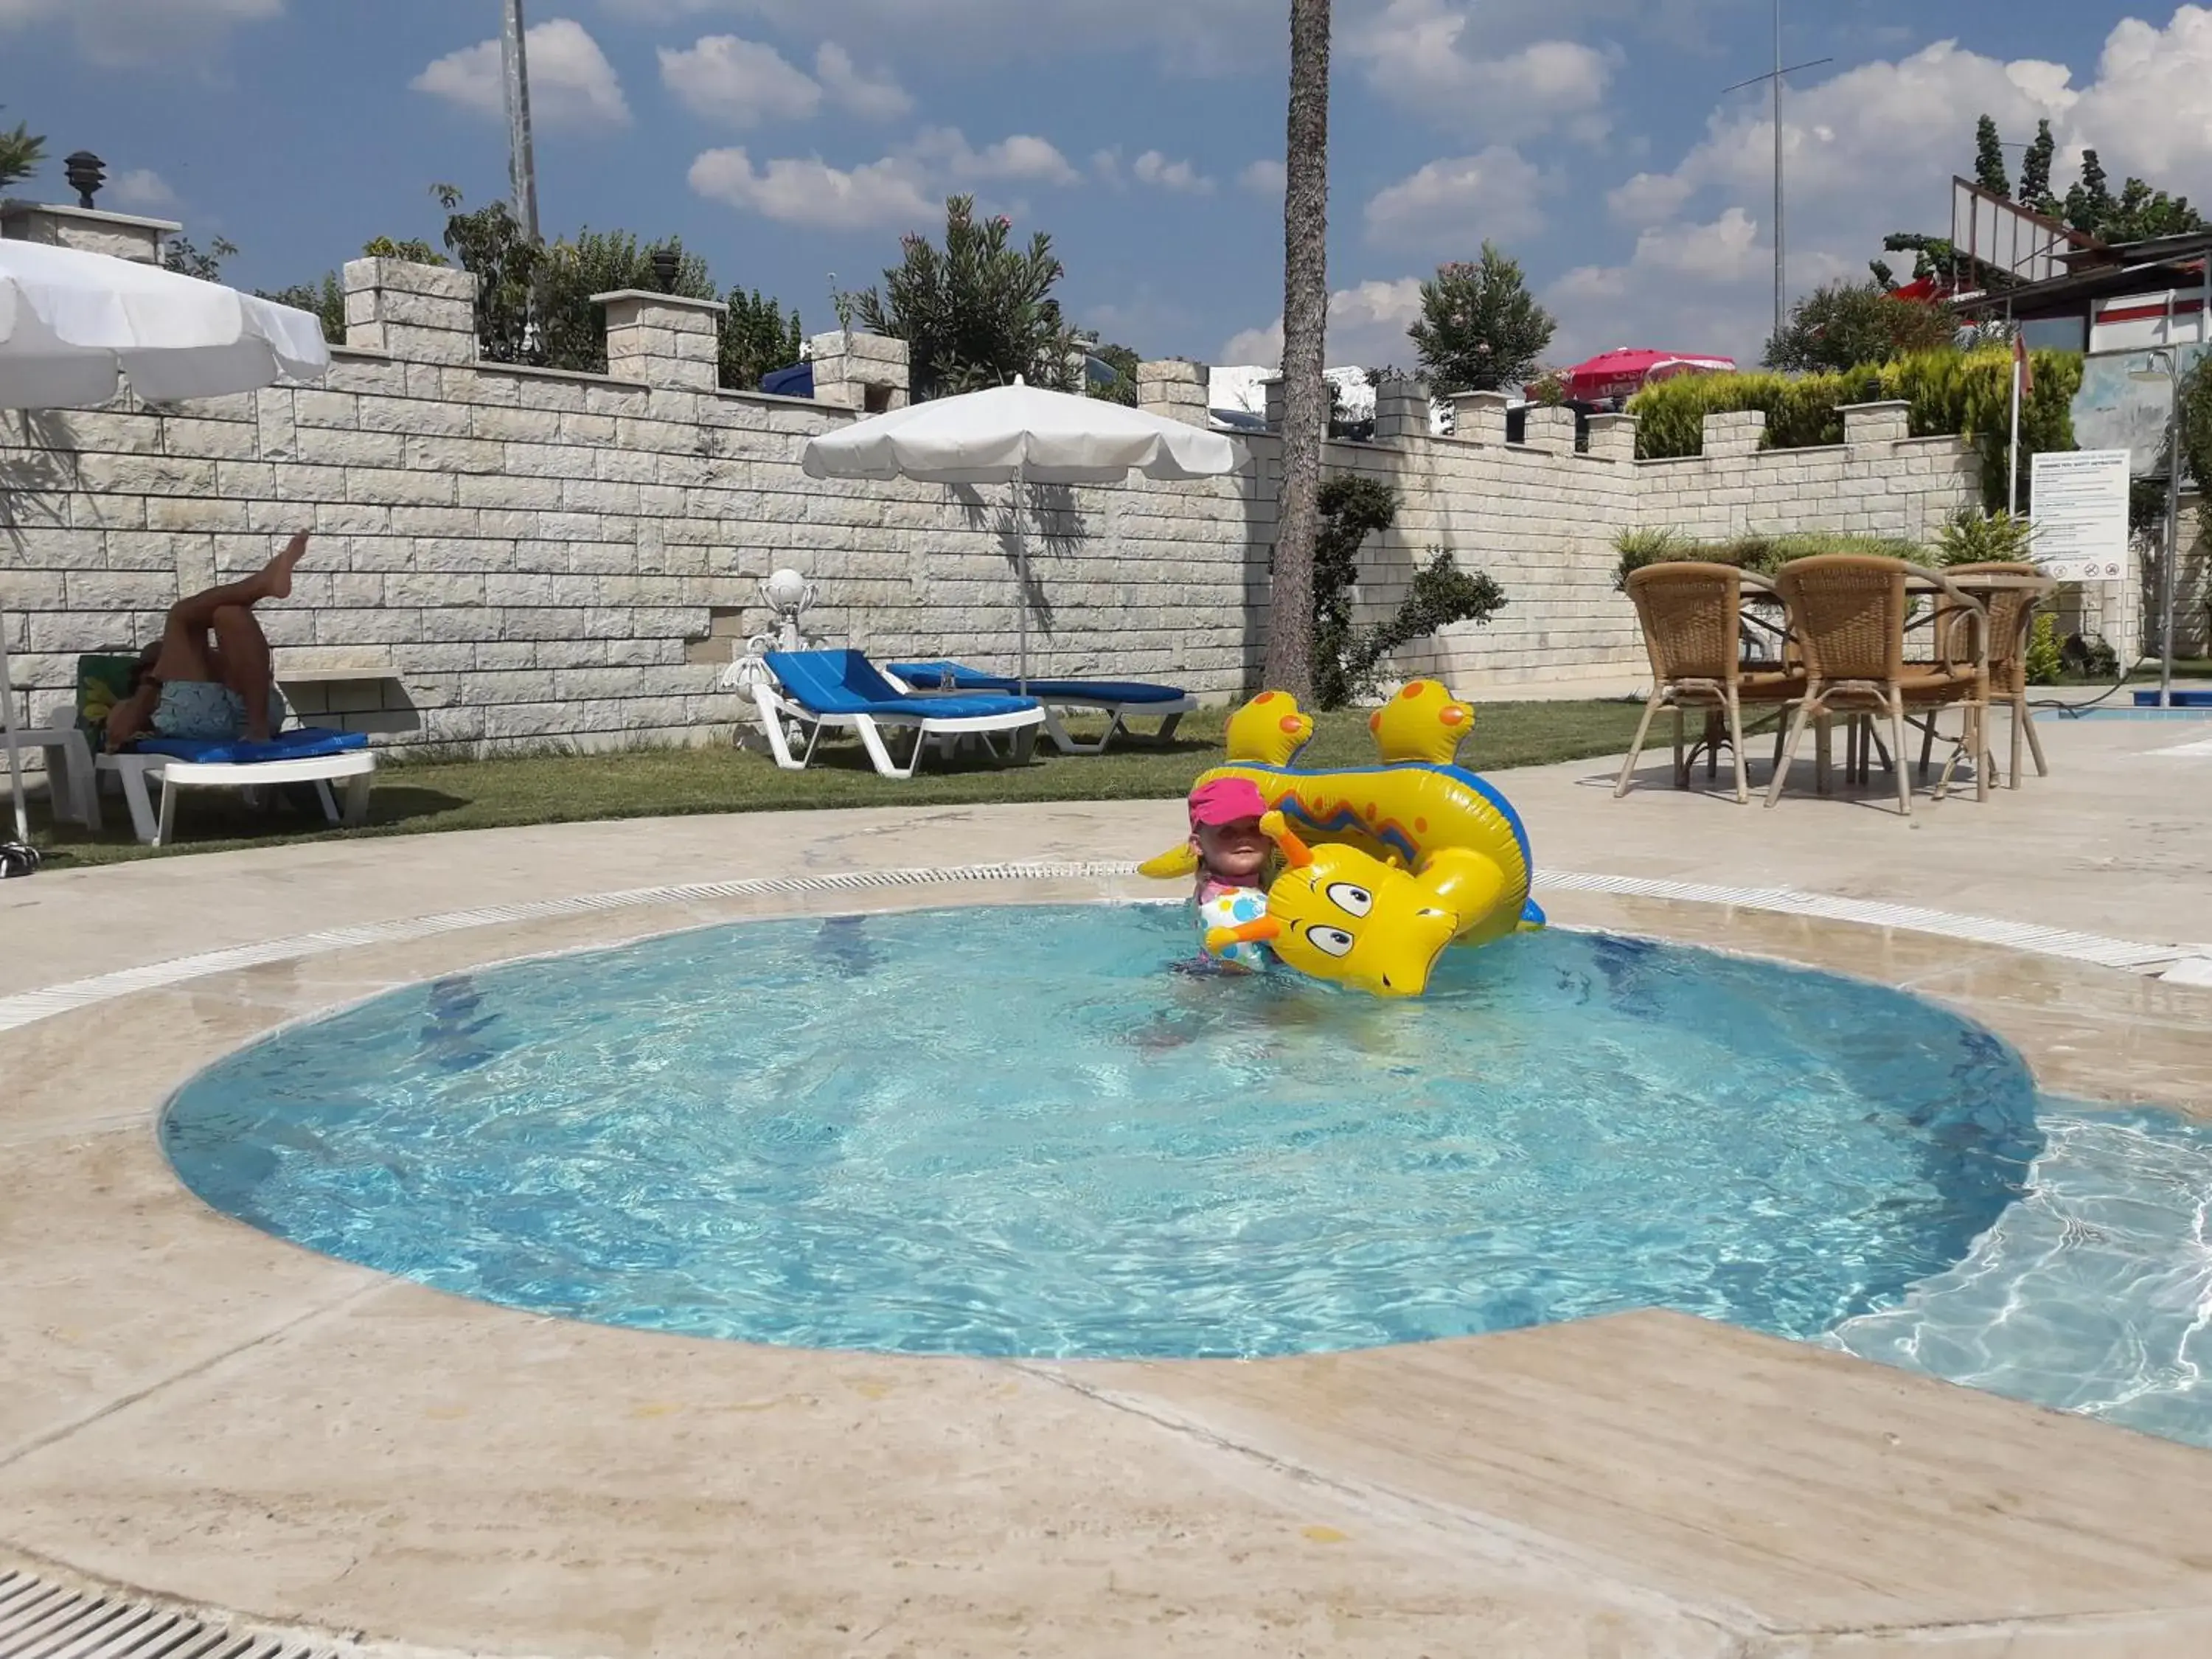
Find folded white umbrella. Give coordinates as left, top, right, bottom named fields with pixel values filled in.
left=0, top=240, right=333, bottom=849
left=801, top=377, right=1238, bottom=686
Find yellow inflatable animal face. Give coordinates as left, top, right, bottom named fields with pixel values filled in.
left=1205, top=813, right=1501, bottom=998
left=1368, top=679, right=1473, bottom=765
left=1224, top=690, right=1315, bottom=766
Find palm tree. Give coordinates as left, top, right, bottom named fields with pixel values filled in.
left=1263, top=0, right=1331, bottom=698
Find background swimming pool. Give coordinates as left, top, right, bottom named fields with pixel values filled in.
left=166, top=905, right=2047, bottom=1364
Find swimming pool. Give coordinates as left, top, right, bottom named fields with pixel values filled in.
left=166, top=903, right=2056, bottom=1356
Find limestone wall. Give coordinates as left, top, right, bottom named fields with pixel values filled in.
left=1, top=213, right=2004, bottom=756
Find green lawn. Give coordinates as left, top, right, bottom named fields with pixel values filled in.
left=15, top=698, right=1651, bottom=868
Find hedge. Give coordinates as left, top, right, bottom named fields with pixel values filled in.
left=1625, top=346, right=2084, bottom=511
left=1612, top=528, right=1922, bottom=592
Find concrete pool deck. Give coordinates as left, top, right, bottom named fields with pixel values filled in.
left=4, top=716, right=2212, bottom=1657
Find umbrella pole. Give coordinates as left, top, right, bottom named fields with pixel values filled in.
left=1, top=610, right=30, bottom=844
left=1014, top=459, right=1029, bottom=695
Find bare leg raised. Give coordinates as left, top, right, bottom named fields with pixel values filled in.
left=149, top=533, right=308, bottom=685
left=209, top=605, right=276, bottom=740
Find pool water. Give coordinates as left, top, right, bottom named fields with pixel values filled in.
left=1832, top=1108, right=2212, bottom=1445
left=167, top=905, right=2049, bottom=1365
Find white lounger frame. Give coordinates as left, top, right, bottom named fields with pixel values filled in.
left=97, top=749, right=376, bottom=847
left=882, top=673, right=1194, bottom=755
left=1034, top=695, right=1194, bottom=755
left=750, top=684, right=1043, bottom=780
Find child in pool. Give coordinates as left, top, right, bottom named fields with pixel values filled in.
left=1185, top=777, right=1275, bottom=973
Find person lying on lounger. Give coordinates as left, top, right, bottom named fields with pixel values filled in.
left=103, top=532, right=309, bottom=751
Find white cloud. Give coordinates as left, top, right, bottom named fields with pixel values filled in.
left=1239, top=159, right=1287, bottom=195
left=1559, top=12, right=2212, bottom=364
left=688, top=147, right=933, bottom=230
left=1343, top=2, right=1615, bottom=131
left=1220, top=276, right=1428, bottom=371
left=601, top=0, right=1283, bottom=74
left=1133, top=151, right=1214, bottom=195
left=657, top=34, right=911, bottom=127
left=414, top=18, right=631, bottom=130
left=1364, top=146, right=1547, bottom=248
left=1627, top=208, right=1764, bottom=282
left=1606, top=171, right=1693, bottom=227
left=909, top=127, right=1080, bottom=186
left=688, top=125, right=1078, bottom=229
left=105, top=168, right=178, bottom=210
left=0, top=0, right=279, bottom=67
left=2064, top=5, right=2212, bottom=177
left=813, top=42, right=911, bottom=120
left=658, top=35, right=821, bottom=126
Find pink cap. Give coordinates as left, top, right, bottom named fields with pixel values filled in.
left=1188, top=776, right=1268, bottom=828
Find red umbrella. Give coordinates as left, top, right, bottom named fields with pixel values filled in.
left=1541, top=348, right=1736, bottom=405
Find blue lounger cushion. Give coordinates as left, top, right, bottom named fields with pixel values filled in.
left=131, top=727, right=370, bottom=765
left=889, top=660, right=1189, bottom=705
left=766, top=650, right=1038, bottom=721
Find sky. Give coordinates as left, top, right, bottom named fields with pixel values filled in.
left=5, top=1, right=2210, bottom=377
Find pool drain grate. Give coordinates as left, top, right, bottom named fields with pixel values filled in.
left=0, top=1568, right=339, bottom=1659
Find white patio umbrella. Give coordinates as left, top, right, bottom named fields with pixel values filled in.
left=800, top=376, right=1237, bottom=690
left=1, top=240, right=333, bottom=853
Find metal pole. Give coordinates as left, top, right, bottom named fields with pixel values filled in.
left=2160, top=354, right=2182, bottom=709
left=2006, top=305, right=2021, bottom=518
left=1014, top=459, right=1029, bottom=695
left=1773, top=0, right=1784, bottom=345
left=500, top=0, right=540, bottom=243
left=0, top=611, right=29, bottom=844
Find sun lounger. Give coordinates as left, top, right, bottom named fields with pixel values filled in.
left=100, top=728, right=375, bottom=847
left=757, top=650, right=1045, bottom=779
left=886, top=661, right=1194, bottom=754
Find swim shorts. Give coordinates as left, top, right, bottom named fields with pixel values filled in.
left=151, top=680, right=287, bottom=742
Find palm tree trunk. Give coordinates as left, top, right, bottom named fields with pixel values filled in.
left=1264, top=0, right=1331, bottom=699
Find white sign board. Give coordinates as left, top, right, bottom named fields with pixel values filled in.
left=2028, top=450, right=2130, bottom=582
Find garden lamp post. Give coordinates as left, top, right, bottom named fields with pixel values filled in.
left=2129, top=349, right=2183, bottom=710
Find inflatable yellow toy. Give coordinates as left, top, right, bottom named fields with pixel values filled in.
left=1144, top=681, right=1542, bottom=998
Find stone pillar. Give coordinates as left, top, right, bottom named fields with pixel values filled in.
left=343, top=258, right=479, bottom=363
left=1374, top=378, right=1430, bottom=442
left=595, top=290, right=726, bottom=392
left=1264, top=378, right=1286, bottom=432
left=1585, top=412, right=1638, bottom=462
left=0, top=201, right=178, bottom=262
left=1840, top=400, right=1911, bottom=446
left=1700, top=409, right=1767, bottom=459
left=1523, top=406, right=1576, bottom=455
left=810, top=330, right=909, bottom=413
left=1450, top=390, right=1510, bottom=445
left=1138, top=359, right=1210, bottom=426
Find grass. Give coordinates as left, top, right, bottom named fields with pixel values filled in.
left=15, top=699, right=1652, bottom=869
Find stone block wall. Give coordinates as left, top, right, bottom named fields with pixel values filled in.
left=0, top=207, right=2005, bottom=759
left=1635, top=406, right=1981, bottom=546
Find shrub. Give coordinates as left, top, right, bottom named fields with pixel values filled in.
left=2025, top=613, right=2063, bottom=685
left=1626, top=346, right=2083, bottom=512
left=1931, top=507, right=2037, bottom=566
left=1614, top=526, right=1921, bottom=590
left=1311, top=477, right=1506, bottom=708
left=1612, top=527, right=1692, bottom=590
left=1764, top=279, right=1959, bottom=374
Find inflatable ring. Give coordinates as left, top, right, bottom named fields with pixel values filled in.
left=1144, top=681, right=1542, bottom=998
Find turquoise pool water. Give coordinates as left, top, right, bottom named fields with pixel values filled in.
left=167, top=905, right=2051, bottom=1364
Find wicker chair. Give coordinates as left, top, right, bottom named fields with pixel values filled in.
left=1916, top=563, right=2056, bottom=789
left=1618, top=563, right=1806, bottom=804
left=1765, top=555, right=1990, bottom=815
